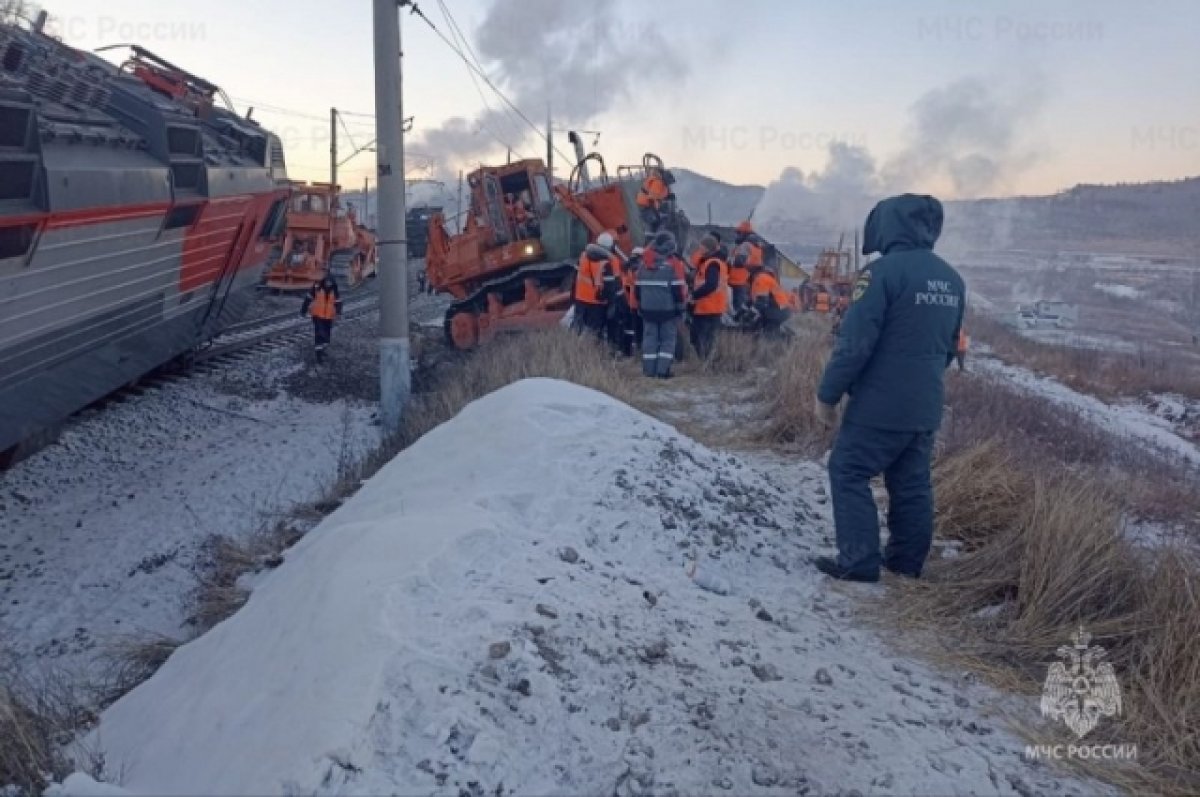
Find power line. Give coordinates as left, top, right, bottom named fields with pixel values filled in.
left=436, top=0, right=526, bottom=152
left=408, top=1, right=574, bottom=166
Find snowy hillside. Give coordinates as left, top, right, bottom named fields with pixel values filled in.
left=70, top=380, right=1106, bottom=796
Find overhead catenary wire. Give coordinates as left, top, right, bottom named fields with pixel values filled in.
left=434, top=0, right=527, bottom=157
left=408, top=1, right=575, bottom=166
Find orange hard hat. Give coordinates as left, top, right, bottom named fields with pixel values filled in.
left=736, top=220, right=754, bottom=234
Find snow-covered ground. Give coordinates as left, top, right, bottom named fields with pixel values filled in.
left=972, top=354, right=1200, bottom=468
left=64, top=380, right=1107, bottom=796
left=0, top=347, right=379, bottom=683
left=1092, top=282, right=1142, bottom=300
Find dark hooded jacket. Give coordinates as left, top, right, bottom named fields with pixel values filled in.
left=817, top=194, right=965, bottom=431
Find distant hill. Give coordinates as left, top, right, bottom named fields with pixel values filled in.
left=940, top=177, right=1200, bottom=257
left=669, top=168, right=764, bottom=226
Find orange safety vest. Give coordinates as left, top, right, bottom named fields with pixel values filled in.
left=746, top=242, right=764, bottom=268
left=692, top=256, right=729, bottom=316
left=636, top=174, right=669, bottom=209
left=751, top=270, right=793, bottom=312
left=621, top=265, right=638, bottom=311
left=574, top=251, right=615, bottom=305
left=814, top=292, right=831, bottom=313
left=310, top=287, right=337, bottom=320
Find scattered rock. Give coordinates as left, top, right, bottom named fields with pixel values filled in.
left=751, top=765, right=779, bottom=787
left=814, top=668, right=834, bottom=686
left=558, top=546, right=579, bottom=564
left=755, top=608, right=774, bottom=623
left=751, top=663, right=782, bottom=682
left=511, top=678, right=531, bottom=697
left=535, top=603, right=558, bottom=619
left=640, top=640, right=669, bottom=663
left=642, top=590, right=657, bottom=607
left=488, top=641, right=511, bottom=659
left=605, top=717, right=621, bottom=731
left=954, top=694, right=970, bottom=708
left=711, top=776, right=733, bottom=790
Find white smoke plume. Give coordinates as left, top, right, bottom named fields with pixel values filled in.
left=755, top=75, right=1048, bottom=240
left=414, top=0, right=687, bottom=177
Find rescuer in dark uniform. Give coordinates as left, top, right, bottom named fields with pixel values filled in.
left=301, top=271, right=343, bottom=362
left=812, top=194, right=965, bottom=582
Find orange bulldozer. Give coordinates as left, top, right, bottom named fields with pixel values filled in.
left=263, top=183, right=377, bottom=291
left=425, top=140, right=688, bottom=349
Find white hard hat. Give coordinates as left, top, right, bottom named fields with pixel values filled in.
left=597, top=232, right=615, bottom=249
left=631, top=246, right=644, bottom=256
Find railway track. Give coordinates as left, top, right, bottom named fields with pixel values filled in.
left=195, top=294, right=380, bottom=364
left=0, top=295, right=382, bottom=470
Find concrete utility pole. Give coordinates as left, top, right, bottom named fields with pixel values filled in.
left=374, top=0, right=411, bottom=436
left=330, top=107, right=338, bottom=188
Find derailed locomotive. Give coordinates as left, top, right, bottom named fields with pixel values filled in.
left=0, top=19, right=289, bottom=457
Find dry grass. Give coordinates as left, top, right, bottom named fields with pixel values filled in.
left=972, top=312, right=1200, bottom=401
left=393, top=329, right=635, bottom=449
left=0, top=667, right=83, bottom=793
left=943, top=372, right=1200, bottom=531
left=751, top=319, right=836, bottom=453
left=189, top=522, right=302, bottom=632
left=885, top=443, right=1200, bottom=795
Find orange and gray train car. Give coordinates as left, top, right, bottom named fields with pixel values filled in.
left=0, top=25, right=289, bottom=456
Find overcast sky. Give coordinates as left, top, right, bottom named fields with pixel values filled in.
left=39, top=0, right=1200, bottom=198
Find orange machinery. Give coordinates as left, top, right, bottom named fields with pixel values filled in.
left=426, top=147, right=687, bottom=349
left=263, top=183, right=377, bottom=291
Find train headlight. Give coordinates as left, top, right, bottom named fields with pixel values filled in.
left=524, top=244, right=535, bottom=256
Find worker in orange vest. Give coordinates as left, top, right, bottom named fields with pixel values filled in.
left=573, top=232, right=620, bottom=339
left=748, top=262, right=794, bottom=338
left=730, top=220, right=763, bottom=313
left=636, top=168, right=671, bottom=233
left=955, top=328, right=969, bottom=370
left=300, top=271, right=343, bottom=363
left=688, top=234, right=728, bottom=359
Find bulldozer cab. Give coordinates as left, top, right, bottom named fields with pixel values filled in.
left=468, top=160, right=551, bottom=247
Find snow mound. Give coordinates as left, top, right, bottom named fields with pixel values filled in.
left=79, top=379, right=1106, bottom=795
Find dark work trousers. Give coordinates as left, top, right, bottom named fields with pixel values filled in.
left=690, top=313, right=720, bottom=359
left=731, top=284, right=750, bottom=313
left=574, top=302, right=608, bottom=339
left=639, top=206, right=662, bottom=234
left=313, top=318, right=333, bottom=349
left=641, top=318, right=678, bottom=377
left=612, top=304, right=637, bottom=356
left=828, top=420, right=936, bottom=578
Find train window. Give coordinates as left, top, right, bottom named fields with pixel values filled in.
left=0, top=223, right=36, bottom=260
left=164, top=204, right=201, bottom=230
left=166, top=126, right=200, bottom=156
